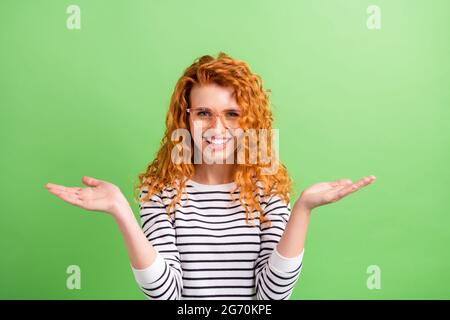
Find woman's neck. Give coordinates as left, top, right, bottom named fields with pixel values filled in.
left=191, top=164, right=237, bottom=185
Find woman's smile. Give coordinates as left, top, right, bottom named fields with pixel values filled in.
left=203, top=135, right=233, bottom=151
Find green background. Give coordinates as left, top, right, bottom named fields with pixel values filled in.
left=1, top=0, right=449, bottom=299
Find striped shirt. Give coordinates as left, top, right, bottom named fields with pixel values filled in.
left=131, top=178, right=304, bottom=300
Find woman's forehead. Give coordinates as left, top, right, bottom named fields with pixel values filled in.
left=190, top=83, right=240, bottom=110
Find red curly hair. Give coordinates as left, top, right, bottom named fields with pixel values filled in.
left=134, top=52, right=293, bottom=226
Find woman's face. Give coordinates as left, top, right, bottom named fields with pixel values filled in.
left=188, top=83, right=241, bottom=164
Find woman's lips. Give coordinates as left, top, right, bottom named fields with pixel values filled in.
left=203, top=137, right=232, bottom=151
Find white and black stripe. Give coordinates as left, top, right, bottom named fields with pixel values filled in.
left=131, top=179, right=304, bottom=300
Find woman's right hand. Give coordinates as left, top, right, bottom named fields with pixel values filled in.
left=46, top=176, right=159, bottom=272
left=45, top=176, right=129, bottom=217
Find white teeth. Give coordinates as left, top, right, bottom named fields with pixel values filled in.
left=205, top=138, right=231, bottom=145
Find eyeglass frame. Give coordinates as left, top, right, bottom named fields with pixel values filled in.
left=186, top=106, right=242, bottom=129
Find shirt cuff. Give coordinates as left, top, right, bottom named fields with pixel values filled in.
left=131, top=251, right=166, bottom=285
left=269, top=246, right=304, bottom=274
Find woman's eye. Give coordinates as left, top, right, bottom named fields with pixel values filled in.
left=197, top=111, right=211, bottom=117
left=226, top=112, right=240, bottom=118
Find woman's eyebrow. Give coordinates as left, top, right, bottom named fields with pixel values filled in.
left=192, top=105, right=211, bottom=109
left=192, top=106, right=240, bottom=112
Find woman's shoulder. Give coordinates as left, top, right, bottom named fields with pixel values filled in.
left=139, top=184, right=172, bottom=204
left=252, top=179, right=276, bottom=197
left=252, top=179, right=291, bottom=209
left=139, top=181, right=185, bottom=206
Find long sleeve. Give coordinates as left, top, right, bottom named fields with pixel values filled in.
left=254, top=194, right=304, bottom=300
left=131, top=189, right=183, bottom=300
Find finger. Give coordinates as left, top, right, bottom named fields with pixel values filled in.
left=329, top=179, right=352, bottom=188
left=46, top=184, right=81, bottom=194
left=47, top=187, right=69, bottom=197
left=336, top=179, right=353, bottom=186
left=82, top=176, right=102, bottom=187
left=354, top=175, right=376, bottom=188
left=325, top=176, right=374, bottom=202
left=45, top=183, right=68, bottom=191
left=47, top=188, right=83, bottom=206
left=47, top=186, right=82, bottom=199
left=58, top=191, right=83, bottom=207
left=336, top=175, right=376, bottom=198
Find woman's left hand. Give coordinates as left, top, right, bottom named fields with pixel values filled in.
left=294, top=175, right=376, bottom=212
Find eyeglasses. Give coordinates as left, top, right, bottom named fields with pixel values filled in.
left=186, top=107, right=241, bottom=129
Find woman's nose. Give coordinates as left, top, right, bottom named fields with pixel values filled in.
left=210, top=114, right=227, bottom=131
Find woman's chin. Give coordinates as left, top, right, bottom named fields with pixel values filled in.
left=202, top=152, right=233, bottom=164
left=201, top=148, right=233, bottom=164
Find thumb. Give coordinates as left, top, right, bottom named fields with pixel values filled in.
left=82, top=176, right=102, bottom=187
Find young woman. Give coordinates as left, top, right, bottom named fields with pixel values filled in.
left=45, top=52, right=376, bottom=300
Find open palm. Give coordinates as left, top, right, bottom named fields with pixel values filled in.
left=297, top=175, right=376, bottom=210
left=45, top=176, right=126, bottom=214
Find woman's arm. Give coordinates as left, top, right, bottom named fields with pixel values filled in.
left=46, top=176, right=183, bottom=299
left=276, top=203, right=311, bottom=258
left=254, top=196, right=304, bottom=300
left=46, top=176, right=157, bottom=269
left=111, top=202, right=158, bottom=270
